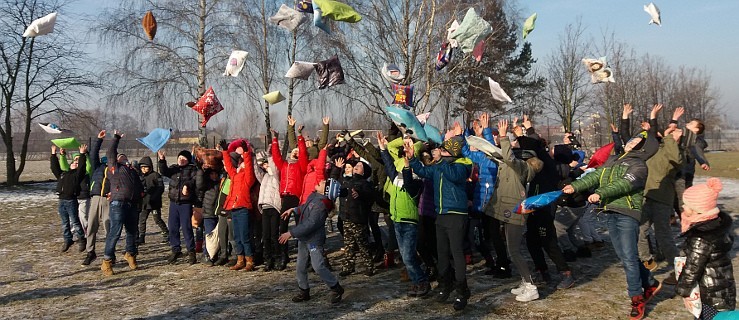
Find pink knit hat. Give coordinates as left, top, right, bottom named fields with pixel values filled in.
left=681, top=177, right=723, bottom=233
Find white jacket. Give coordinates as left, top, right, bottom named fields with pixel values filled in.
left=258, top=157, right=282, bottom=212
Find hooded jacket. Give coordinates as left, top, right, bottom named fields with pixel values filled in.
left=138, top=156, right=164, bottom=210
left=58, top=154, right=92, bottom=200
left=570, top=126, right=659, bottom=222
left=409, top=144, right=472, bottom=216
left=334, top=160, right=374, bottom=224
left=485, top=136, right=537, bottom=226
left=89, top=137, right=110, bottom=198
left=380, top=150, right=423, bottom=224
left=222, top=150, right=256, bottom=211
left=462, top=128, right=499, bottom=212
left=300, top=148, right=328, bottom=204
left=159, top=153, right=200, bottom=205
left=258, top=157, right=282, bottom=212
left=676, top=211, right=735, bottom=311
left=271, top=136, right=308, bottom=197
left=644, top=136, right=683, bottom=205
left=198, top=169, right=224, bottom=218
left=107, top=135, right=144, bottom=203
left=289, top=192, right=333, bottom=246
left=51, top=153, right=87, bottom=200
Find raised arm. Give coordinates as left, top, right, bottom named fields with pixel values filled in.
left=221, top=150, right=237, bottom=179
left=90, top=131, right=104, bottom=170
left=157, top=150, right=173, bottom=177
left=297, top=134, right=309, bottom=172
left=287, top=116, right=297, bottom=151
left=107, top=132, right=122, bottom=171
left=50, top=146, right=62, bottom=179
left=317, top=117, right=330, bottom=150
left=76, top=144, right=88, bottom=181
left=270, top=131, right=285, bottom=170
left=620, top=103, right=633, bottom=144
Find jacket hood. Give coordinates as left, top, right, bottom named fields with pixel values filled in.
left=138, top=156, right=154, bottom=168
left=624, top=131, right=659, bottom=161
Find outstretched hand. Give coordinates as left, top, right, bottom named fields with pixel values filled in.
left=287, top=115, right=296, bottom=126
left=376, top=131, right=388, bottom=150
left=97, top=130, right=106, bottom=139
left=79, top=144, right=88, bottom=154
left=51, top=145, right=57, bottom=154
left=622, top=103, right=633, bottom=119
left=403, top=139, right=415, bottom=159
left=157, top=150, right=166, bottom=160
left=322, top=117, right=330, bottom=125
left=672, top=106, right=685, bottom=122
left=334, top=157, right=345, bottom=168
left=280, top=208, right=294, bottom=220
left=498, top=119, right=509, bottom=136
left=522, top=115, right=532, bottom=129
left=650, top=103, right=663, bottom=118
left=479, top=112, right=489, bottom=128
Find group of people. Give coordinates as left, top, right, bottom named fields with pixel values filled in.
left=50, top=106, right=735, bottom=320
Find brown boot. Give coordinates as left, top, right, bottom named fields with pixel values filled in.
left=101, top=259, right=114, bottom=276
left=243, top=256, right=255, bottom=271
left=124, top=252, right=138, bottom=270
left=229, top=255, right=245, bottom=270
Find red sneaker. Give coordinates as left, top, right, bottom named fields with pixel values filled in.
left=644, top=280, right=662, bottom=303
left=629, top=295, right=646, bottom=320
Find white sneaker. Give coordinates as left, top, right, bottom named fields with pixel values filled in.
left=510, top=281, right=527, bottom=295
left=515, top=283, right=539, bottom=302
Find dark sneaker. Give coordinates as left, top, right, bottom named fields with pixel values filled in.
left=453, top=297, right=468, bottom=311
left=662, top=272, right=678, bottom=285
left=643, top=280, right=662, bottom=303
left=556, top=271, right=575, bottom=290
left=167, top=251, right=183, bottom=264
left=292, top=288, right=310, bottom=302
left=630, top=295, right=646, bottom=320
left=416, top=281, right=431, bottom=297
left=563, top=250, right=577, bottom=262
left=329, top=283, right=344, bottom=304
left=61, top=241, right=73, bottom=253
left=407, top=285, right=419, bottom=298
left=225, top=259, right=237, bottom=267
left=78, top=238, right=87, bottom=252
left=214, top=257, right=229, bottom=266
left=486, top=266, right=512, bottom=279
left=187, top=252, right=197, bottom=265
left=81, top=252, right=97, bottom=266
left=435, top=289, right=451, bottom=303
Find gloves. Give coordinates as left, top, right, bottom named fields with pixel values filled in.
left=218, top=139, right=228, bottom=151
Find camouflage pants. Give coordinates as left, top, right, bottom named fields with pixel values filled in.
left=342, top=221, right=375, bottom=273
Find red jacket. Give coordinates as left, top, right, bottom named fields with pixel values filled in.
left=300, top=148, right=327, bottom=204
left=271, top=136, right=308, bottom=197
left=222, top=150, right=256, bottom=210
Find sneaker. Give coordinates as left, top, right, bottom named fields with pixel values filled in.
left=662, top=272, right=678, bottom=286
left=407, top=284, right=419, bottom=298
left=453, top=297, right=468, bottom=311
left=515, top=283, right=539, bottom=302
left=510, top=281, right=527, bottom=295
left=556, top=271, right=575, bottom=290
left=436, top=288, right=451, bottom=303
left=214, top=257, right=229, bottom=266
left=486, top=266, right=512, bottom=279
left=532, top=269, right=551, bottom=285
left=643, top=280, right=662, bottom=303
left=78, top=238, right=87, bottom=252
left=630, top=295, right=646, bottom=320
left=292, top=288, right=310, bottom=302
left=81, top=252, right=97, bottom=266
left=61, top=241, right=73, bottom=253
left=415, top=281, right=431, bottom=297
left=167, top=251, right=183, bottom=264
left=187, top=252, right=197, bottom=265
left=329, top=283, right=344, bottom=304
left=225, top=259, right=237, bottom=267
left=642, top=258, right=658, bottom=271
left=124, top=252, right=138, bottom=270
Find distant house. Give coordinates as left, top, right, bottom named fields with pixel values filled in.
left=171, top=130, right=225, bottom=147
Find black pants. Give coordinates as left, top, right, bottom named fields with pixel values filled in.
left=483, top=214, right=510, bottom=268
left=526, top=206, right=570, bottom=272
left=138, top=208, right=168, bottom=239
left=436, top=214, right=468, bottom=288
left=368, top=211, right=383, bottom=254
left=464, top=214, right=492, bottom=260
left=279, top=195, right=301, bottom=261
left=250, top=210, right=263, bottom=263
left=417, top=215, right=437, bottom=268
left=261, top=207, right=280, bottom=260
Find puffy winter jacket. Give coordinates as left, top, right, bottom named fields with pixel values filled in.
left=89, top=137, right=110, bottom=197
left=58, top=154, right=91, bottom=199
left=107, top=135, right=144, bottom=203
left=271, top=136, right=308, bottom=197
left=198, top=169, right=223, bottom=218
left=462, top=129, right=498, bottom=213
left=334, top=168, right=374, bottom=225
left=289, top=192, right=333, bottom=246
left=222, top=150, right=256, bottom=210
left=418, top=179, right=436, bottom=217
left=644, top=137, right=683, bottom=205
left=51, top=153, right=87, bottom=200
left=258, top=157, right=282, bottom=212
left=380, top=149, right=422, bottom=224
left=409, top=150, right=471, bottom=216
left=676, top=212, right=735, bottom=311
left=159, top=156, right=199, bottom=205
left=288, top=122, right=329, bottom=160
left=300, top=148, right=328, bottom=204
left=138, top=156, right=164, bottom=210
left=485, top=136, right=536, bottom=226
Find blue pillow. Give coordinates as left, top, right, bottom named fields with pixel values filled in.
left=385, top=106, right=428, bottom=142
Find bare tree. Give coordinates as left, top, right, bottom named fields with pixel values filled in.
left=0, top=0, right=97, bottom=185
left=542, top=20, right=591, bottom=132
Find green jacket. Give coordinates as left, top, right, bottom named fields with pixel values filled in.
left=288, top=122, right=329, bottom=160
left=380, top=144, right=423, bottom=224
left=644, top=137, right=683, bottom=206
left=484, top=137, right=535, bottom=226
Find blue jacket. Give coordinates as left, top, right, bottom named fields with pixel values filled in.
left=462, top=128, right=498, bottom=212
left=89, top=137, right=110, bottom=197
left=290, top=192, right=332, bottom=246
left=409, top=156, right=471, bottom=215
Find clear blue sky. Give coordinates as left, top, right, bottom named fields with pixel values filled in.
left=67, top=1, right=739, bottom=124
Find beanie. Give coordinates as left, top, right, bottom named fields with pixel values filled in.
left=681, top=177, right=722, bottom=233
left=178, top=150, right=192, bottom=163
left=324, top=178, right=342, bottom=201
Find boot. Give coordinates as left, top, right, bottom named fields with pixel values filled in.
left=167, top=251, right=182, bottom=264
left=195, top=240, right=203, bottom=253
left=61, top=240, right=73, bottom=253
left=137, top=235, right=145, bottom=245
left=277, top=253, right=288, bottom=271
left=483, top=254, right=495, bottom=269
left=187, top=252, right=197, bottom=265
left=215, top=256, right=229, bottom=266
left=225, top=258, right=237, bottom=267
left=81, top=251, right=97, bottom=266
left=124, top=252, right=138, bottom=270
left=329, top=283, right=344, bottom=304
left=101, top=259, right=114, bottom=276
left=435, top=273, right=453, bottom=303
left=263, top=258, right=275, bottom=272
left=292, top=287, right=311, bottom=302
left=230, top=255, right=245, bottom=270
left=78, top=237, right=87, bottom=252
left=452, top=281, right=471, bottom=311
left=400, top=268, right=410, bottom=282
left=384, top=251, right=396, bottom=269
left=630, top=295, right=646, bottom=320
left=243, top=256, right=255, bottom=271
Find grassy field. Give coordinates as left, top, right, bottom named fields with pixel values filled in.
left=697, top=152, right=739, bottom=179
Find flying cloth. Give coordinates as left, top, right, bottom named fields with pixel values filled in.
left=488, top=77, right=512, bottom=103
left=38, top=123, right=63, bottom=134
left=472, top=40, right=486, bottom=62
left=424, top=124, right=443, bottom=145
left=385, top=106, right=428, bottom=142
left=446, top=20, right=460, bottom=48
left=137, top=128, right=171, bottom=153
left=435, top=41, right=453, bottom=71
left=141, top=11, right=157, bottom=40
left=223, top=50, right=248, bottom=77
left=381, top=63, right=404, bottom=84
left=296, top=0, right=313, bottom=13
left=391, top=84, right=413, bottom=109
left=285, top=61, right=316, bottom=80
left=51, top=137, right=81, bottom=150
left=23, top=12, right=57, bottom=37
left=191, top=87, right=224, bottom=127
left=644, top=3, right=661, bottom=26
left=586, top=142, right=615, bottom=169
left=313, top=0, right=362, bottom=23
left=270, top=4, right=307, bottom=32
left=312, top=1, right=331, bottom=33
left=466, top=135, right=502, bottom=159
left=523, top=13, right=537, bottom=39
left=449, top=8, right=492, bottom=54
left=515, top=190, right=563, bottom=214
left=314, top=55, right=345, bottom=89
left=262, top=91, right=285, bottom=104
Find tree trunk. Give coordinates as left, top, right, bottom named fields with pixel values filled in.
left=197, top=0, right=208, bottom=147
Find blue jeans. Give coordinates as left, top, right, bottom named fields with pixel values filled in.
left=231, top=208, right=253, bottom=256
left=104, top=201, right=138, bottom=260
left=169, top=202, right=195, bottom=252
left=606, top=212, right=654, bottom=297
left=395, top=222, right=428, bottom=284
left=202, top=217, right=218, bottom=259
left=58, top=199, right=83, bottom=242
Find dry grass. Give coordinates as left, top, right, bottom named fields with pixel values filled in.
left=697, top=152, right=739, bottom=179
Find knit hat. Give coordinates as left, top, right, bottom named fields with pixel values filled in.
left=681, top=177, right=723, bottom=233
left=177, top=150, right=192, bottom=163
left=324, top=178, right=342, bottom=201
left=442, top=136, right=463, bottom=158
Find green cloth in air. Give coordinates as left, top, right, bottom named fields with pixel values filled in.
left=449, top=8, right=492, bottom=53
left=51, top=137, right=81, bottom=150
left=523, top=13, right=537, bottom=39
left=313, top=0, right=362, bottom=23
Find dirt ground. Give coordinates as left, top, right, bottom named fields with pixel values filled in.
left=0, top=163, right=738, bottom=319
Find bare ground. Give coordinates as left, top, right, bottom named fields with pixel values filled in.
left=0, top=164, right=738, bottom=319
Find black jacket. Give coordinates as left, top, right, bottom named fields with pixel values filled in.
left=138, top=156, right=164, bottom=210
left=198, top=169, right=223, bottom=219
left=107, top=135, right=144, bottom=203
left=676, top=211, right=735, bottom=311
left=51, top=153, right=87, bottom=200
left=89, top=137, right=111, bottom=197
left=332, top=171, right=374, bottom=225
left=159, top=158, right=200, bottom=205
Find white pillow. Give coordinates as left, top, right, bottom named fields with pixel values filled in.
left=22, top=12, right=57, bottom=37
left=223, top=50, right=248, bottom=77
